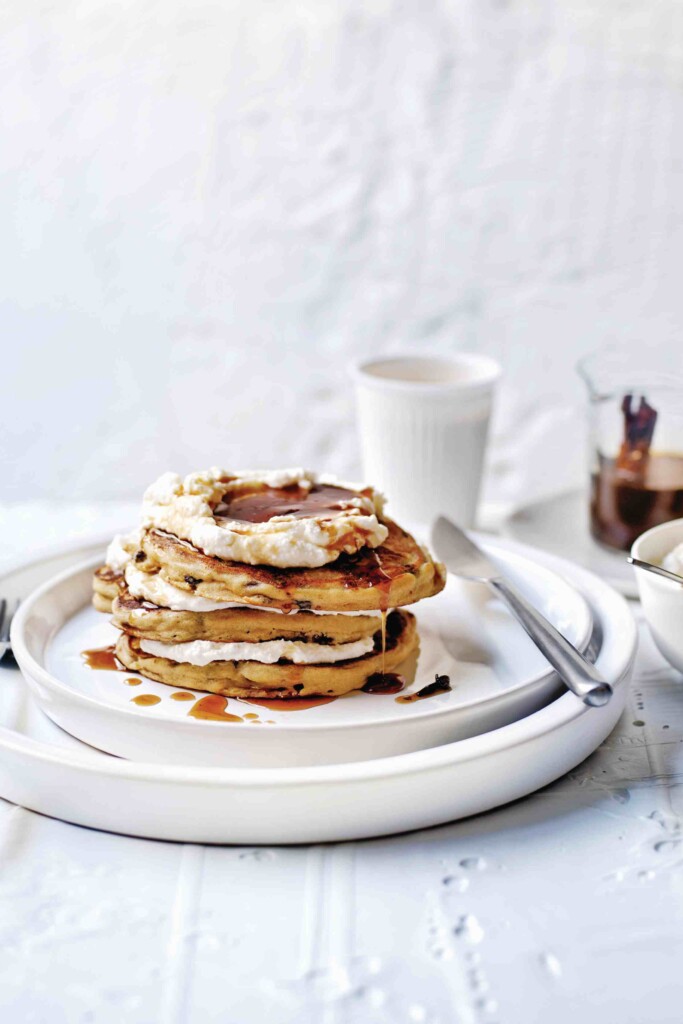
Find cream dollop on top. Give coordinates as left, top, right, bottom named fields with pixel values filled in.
left=140, top=468, right=388, bottom=568
left=663, top=542, right=683, bottom=576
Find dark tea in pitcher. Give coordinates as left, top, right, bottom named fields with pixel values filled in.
left=590, top=395, right=683, bottom=550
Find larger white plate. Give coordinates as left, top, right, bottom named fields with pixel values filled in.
left=0, top=538, right=635, bottom=844
left=11, top=538, right=592, bottom=767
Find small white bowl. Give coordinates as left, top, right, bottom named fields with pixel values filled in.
left=631, top=518, right=683, bottom=674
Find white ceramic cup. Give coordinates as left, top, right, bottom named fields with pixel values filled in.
left=353, top=353, right=501, bottom=528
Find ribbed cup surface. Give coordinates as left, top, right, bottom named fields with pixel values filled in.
left=356, top=388, right=493, bottom=527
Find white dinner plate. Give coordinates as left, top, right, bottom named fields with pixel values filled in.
left=11, top=537, right=592, bottom=767
left=0, top=538, right=635, bottom=843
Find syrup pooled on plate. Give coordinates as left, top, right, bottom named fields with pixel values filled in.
left=362, top=673, right=405, bottom=695
left=396, top=674, right=452, bottom=704
left=188, top=695, right=244, bottom=722
left=131, top=694, right=162, bottom=707
left=81, top=646, right=123, bottom=671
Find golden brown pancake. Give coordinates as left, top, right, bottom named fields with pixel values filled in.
left=115, top=610, right=417, bottom=699
left=112, top=588, right=381, bottom=644
left=92, top=566, right=123, bottom=613
left=138, top=519, right=445, bottom=611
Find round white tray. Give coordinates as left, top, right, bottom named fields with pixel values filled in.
left=502, top=489, right=638, bottom=597
left=0, top=538, right=636, bottom=843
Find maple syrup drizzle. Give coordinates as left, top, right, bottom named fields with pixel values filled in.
left=396, top=674, right=452, bottom=703
left=170, top=691, right=195, bottom=702
left=188, top=695, right=243, bottom=722
left=214, top=483, right=358, bottom=524
left=81, top=646, right=124, bottom=671
left=124, top=677, right=142, bottom=686
left=366, top=550, right=394, bottom=679
left=131, top=694, right=161, bottom=707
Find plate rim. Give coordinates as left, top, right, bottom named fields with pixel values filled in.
left=11, top=537, right=593, bottom=736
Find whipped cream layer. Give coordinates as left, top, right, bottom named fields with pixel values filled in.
left=106, top=530, right=142, bottom=572
left=140, top=635, right=376, bottom=666
left=140, top=468, right=388, bottom=568
left=125, top=563, right=241, bottom=612
left=663, top=542, right=683, bottom=576
left=124, top=562, right=381, bottom=617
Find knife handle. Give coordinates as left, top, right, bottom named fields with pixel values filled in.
left=487, top=578, right=613, bottom=707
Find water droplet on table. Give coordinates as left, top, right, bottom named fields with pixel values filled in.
left=539, top=951, right=562, bottom=978
left=655, top=839, right=681, bottom=853
left=442, top=875, right=469, bottom=892
left=453, top=914, right=484, bottom=944
left=459, top=857, right=487, bottom=871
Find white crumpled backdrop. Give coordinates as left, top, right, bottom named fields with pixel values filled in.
left=3, top=0, right=682, bottom=508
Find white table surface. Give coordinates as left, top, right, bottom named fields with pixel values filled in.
left=1, top=503, right=682, bottom=1024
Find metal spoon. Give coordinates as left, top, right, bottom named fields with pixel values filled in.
left=627, top=556, right=683, bottom=586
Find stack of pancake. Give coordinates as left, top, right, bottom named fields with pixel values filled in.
left=93, top=469, right=445, bottom=700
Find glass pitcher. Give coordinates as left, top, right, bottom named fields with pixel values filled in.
left=577, top=351, right=683, bottom=551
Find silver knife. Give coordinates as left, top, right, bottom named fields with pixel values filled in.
left=431, top=516, right=613, bottom=707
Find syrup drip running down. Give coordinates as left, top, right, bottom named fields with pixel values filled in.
left=366, top=550, right=395, bottom=680
left=131, top=694, right=161, bottom=707
left=81, top=646, right=123, bottom=671
left=396, top=674, right=452, bottom=703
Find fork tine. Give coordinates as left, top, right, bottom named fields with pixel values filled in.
left=0, top=599, right=20, bottom=659
left=1, top=599, right=19, bottom=644
left=9, top=599, right=20, bottom=639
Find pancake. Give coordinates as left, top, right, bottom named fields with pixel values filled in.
left=115, top=609, right=417, bottom=699
left=139, top=519, right=445, bottom=611
left=92, top=566, right=123, bottom=613
left=112, top=588, right=381, bottom=644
